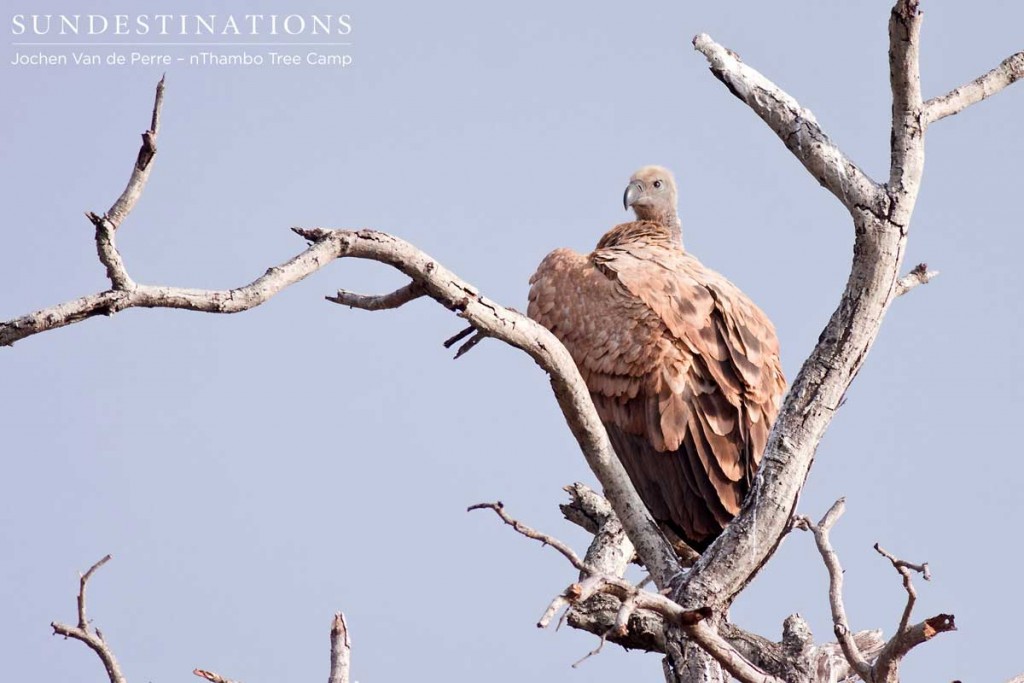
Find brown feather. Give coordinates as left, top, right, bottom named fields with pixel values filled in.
left=528, top=167, right=786, bottom=550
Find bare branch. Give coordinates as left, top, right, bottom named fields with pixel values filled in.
left=924, top=51, right=1024, bottom=125
left=559, top=483, right=700, bottom=574
left=452, top=331, right=487, bottom=359
left=194, top=669, right=241, bottom=683
left=895, top=262, right=938, bottom=297
left=571, top=629, right=610, bottom=668
left=54, top=554, right=354, bottom=683
left=799, top=502, right=956, bottom=683
left=438, top=324, right=487, bottom=358
left=478, top=495, right=781, bottom=683
left=777, top=613, right=887, bottom=683
left=537, top=594, right=571, bottom=629
left=691, top=33, right=885, bottom=216
left=559, top=483, right=638, bottom=577
left=89, top=214, right=135, bottom=290
left=0, top=234, right=346, bottom=347
left=543, top=586, right=889, bottom=682
left=327, top=282, right=424, bottom=310
left=872, top=613, right=956, bottom=683
left=107, top=75, right=164, bottom=230
left=78, top=76, right=166, bottom=291
left=888, top=0, right=925, bottom=201
left=76, top=554, right=112, bottom=629
left=677, top=0, right=935, bottom=620
left=51, top=555, right=126, bottom=683
left=874, top=542, right=930, bottom=635
left=329, top=613, right=351, bottom=683
left=442, top=324, right=476, bottom=349
left=195, top=612, right=352, bottom=683
left=468, top=501, right=589, bottom=572
left=869, top=543, right=951, bottom=682
left=795, top=500, right=873, bottom=680
left=559, top=482, right=613, bottom=533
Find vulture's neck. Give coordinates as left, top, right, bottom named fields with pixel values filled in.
left=597, top=214, right=683, bottom=250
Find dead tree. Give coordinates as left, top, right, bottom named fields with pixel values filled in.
left=8, top=2, right=1022, bottom=682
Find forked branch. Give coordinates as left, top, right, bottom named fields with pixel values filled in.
left=473, top=499, right=783, bottom=683
left=677, top=0, right=1021, bottom=628
left=51, top=555, right=125, bottom=683
left=874, top=542, right=930, bottom=635
left=53, top=555, right=353, bottom=683
left=798, top=502, right=957, bottom=683
left=795, top=502, right=872, bottom=680
left=468, top=501, right=590, bottom=572
left=691, top=34, right=885, bottom=216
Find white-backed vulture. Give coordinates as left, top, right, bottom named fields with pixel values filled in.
left=528, top=166, right=786, bottom=551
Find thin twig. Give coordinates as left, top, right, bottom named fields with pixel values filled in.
left=800, top=503, right=954, bottom=683
left=194, top=669, right=241, bottom=683
left=442, top=324, right=488, bottom=359
left=89, top=213, right=135, bottom=290
left=51, top=555, right=126, bottom=683
left=479, top=498, right=781, bottom=683
left=107, top=75, right=164, bottom=229
left=442, top=324, right=475, bottom=349
left=571, top=630, right=610, bottom=668
left=1, top=233, right=347, bottom=347
left=895, top=263, right=939, bottom=297
left=453, top=331, right=487, bottom=359
left=537, top=595, right=571, bottom=629
left=468, top=501, right=589, bottom=572
left=327, top=282, right=424, bottom=310
left=924, top=51, right=1024, bottom=125
left=874, top=543, right=930, bottom=635
left=85, top=77, right=166, bottom=289
left=794, top=499, right=873, bottom=680
left=77, top=554, right=112, bottom=630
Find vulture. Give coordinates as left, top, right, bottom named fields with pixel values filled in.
left=528, top=166, right=786, bottom=552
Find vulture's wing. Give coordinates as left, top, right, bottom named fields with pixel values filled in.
left=528, top=241, right=785, bottom=548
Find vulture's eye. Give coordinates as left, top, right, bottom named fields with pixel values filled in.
left=653, top=180, right=663, bottom=189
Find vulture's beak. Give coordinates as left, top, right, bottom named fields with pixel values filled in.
left=623, top=181, right=645, bottom=210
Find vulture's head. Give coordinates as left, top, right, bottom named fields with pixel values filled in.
left=623, top=166, right=678, bottom=224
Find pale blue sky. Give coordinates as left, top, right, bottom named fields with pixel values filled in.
left=2, top=2, right=1022, bottom=682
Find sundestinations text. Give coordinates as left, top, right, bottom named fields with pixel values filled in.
left=11, top=14, right=352, bottom=37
